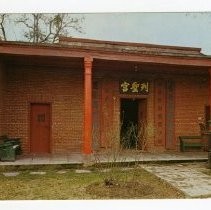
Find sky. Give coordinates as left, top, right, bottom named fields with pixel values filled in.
left=1, top=1, right=211, bottom=55
left=73, top=13, right=211, bottom=55
left=4, top=12, right=211, bottom=55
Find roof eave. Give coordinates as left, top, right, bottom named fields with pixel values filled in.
left=0, top=40, right=211, bottom=68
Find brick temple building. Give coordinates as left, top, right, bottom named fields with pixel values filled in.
left=0, top=37, right=211, bottom=155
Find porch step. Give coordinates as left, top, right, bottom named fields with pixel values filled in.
left=0, top=152, right=208, bottom=172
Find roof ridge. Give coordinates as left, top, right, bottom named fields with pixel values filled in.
left=59, top=36, right=202, bottom=52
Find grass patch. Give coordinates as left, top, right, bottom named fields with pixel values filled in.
left=0, top=163, right=83, bottom=172
left=0, top=167, right=185, bottom=200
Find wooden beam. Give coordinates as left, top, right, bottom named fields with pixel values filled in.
left=1, top=43, right=211, bottom=67
left=0, top=44, right=85, bottom=59
left=93, top=54, right=211, bottom=67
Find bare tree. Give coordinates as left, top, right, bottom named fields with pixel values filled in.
left=0, top=14, right=8, bottom=41
left=15, top=13, right=84, bottom=43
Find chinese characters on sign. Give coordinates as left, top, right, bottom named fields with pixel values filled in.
left=120, top=80, right=149, bottom=94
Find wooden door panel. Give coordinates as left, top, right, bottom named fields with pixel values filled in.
left=31, top=104, right=50, bottom=153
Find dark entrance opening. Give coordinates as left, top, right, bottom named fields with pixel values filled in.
left=120, top=98, right=147, bottom=149
left=120, top=99, right=139, bottom=149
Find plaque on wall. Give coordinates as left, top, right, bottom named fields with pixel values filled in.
left=119, top=80, right=149, bottom=94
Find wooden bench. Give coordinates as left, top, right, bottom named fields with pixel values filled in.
left=179, top=136, right=203, bottom=152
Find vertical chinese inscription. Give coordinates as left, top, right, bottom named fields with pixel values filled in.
left=154, top=79, right=166, bottom=146
left=101, top=79, right=115, bottom=148
left=92, top=81, right=101, bottom=150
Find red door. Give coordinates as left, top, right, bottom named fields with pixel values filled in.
left=30, top=104, right=51, bottom=153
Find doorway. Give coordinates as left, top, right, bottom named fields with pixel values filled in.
left=30, top=103, right=51, bottom=154
left=120, top=98, right=147, bottom=149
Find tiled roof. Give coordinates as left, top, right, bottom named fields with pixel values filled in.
left=0, top=37, right=209, bottom=58
left=59, top=37, right=205, bottom=58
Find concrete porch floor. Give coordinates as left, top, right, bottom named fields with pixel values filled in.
left=0, top=151, right=208, bottom=166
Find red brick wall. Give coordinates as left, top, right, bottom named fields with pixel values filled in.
left=94, top=72, right=155, bottom=152
left=3, top=65, right=84, bottom=154
left=174, top=74, right=209, bottom=149
left=0, top=62, right=6, bottom=136
left=94, top=71, right=209, bottom=152
left=2, top=62, right=209, bottom=154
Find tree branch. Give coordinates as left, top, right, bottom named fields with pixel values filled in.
left=15, top=13, right=84, bottom=43
left=0, top=14, right=7, bottom=40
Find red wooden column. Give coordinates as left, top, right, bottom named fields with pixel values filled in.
left=83, top=56, right=93, bottom=154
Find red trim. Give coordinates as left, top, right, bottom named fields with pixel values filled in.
left=0, top=42, right=211, bottom=67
